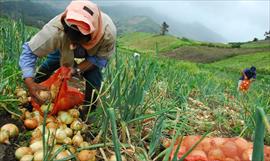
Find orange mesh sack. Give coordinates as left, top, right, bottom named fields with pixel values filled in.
left=239, top=79, right=251, bottom=92
left=31, top=66, right=84, bottom=115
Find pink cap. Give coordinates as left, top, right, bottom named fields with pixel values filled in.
left=65, top=0, right=100, bottom=35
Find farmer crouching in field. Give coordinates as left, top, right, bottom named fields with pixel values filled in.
left=237, top=66, right=256, bottom=92
left=19, top=0, right=116, bottom=120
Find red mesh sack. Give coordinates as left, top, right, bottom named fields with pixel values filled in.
left=239, top=79, right=251, bottom=92
left=31, top=66, right=84, bottom=115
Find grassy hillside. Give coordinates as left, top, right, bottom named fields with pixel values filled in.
left=119, top=32, right=270, bottom=64
left=241, top=40, right=270, bottom=48
left=118, top=32, right=199, bottom=53
left=210, top=51, right=270, bottom=74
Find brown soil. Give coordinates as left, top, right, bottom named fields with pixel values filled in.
left=162, top=46, right=269, bottom=63
left=0, top=111, right=27, bottom=161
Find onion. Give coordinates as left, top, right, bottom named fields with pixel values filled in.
left=70, top=119, right=83, bottom=131
left=162, top=138, right=171, bottom=148
left=22, top=110, right=32, bottom=120
left=16, top=88, right=27, bottom=97
left=182, top=135, right=201, bottom=150
left=52, top=145, right=62, bottom=154
left=46, top=116, right=57, bottom=124
left=234, top=137, right=249, bottom=153
left=39, top=90, right=51, bottom=101
left=108, top=154, right=127, bottom=161
left=32, top=128, right=42, bottom=138
left=24, top=118, right=38, bottom=130
left=77, top=150, right=96, bottom=161
left=0, top=130, right=10, bottom=144
left=50, top=84, right=59, bottom=99
left=68, top=146, right=76, bottom=154
left=33, top=150, right=43, bottom=161
left=63, top=137, right=72, bottom=145
left=81, top=123, right=88, bottom=134
left=242, top=148, right=252, bottom=161
left=186, top=150, right=207, bottom=161
left=58, top=111, right=73, bottom=125
left=208, top=148, right=225, bottom=160
left=30, top=140, right=43, bottom=153
left=72, top=131, right=83, bottom=147
left=36, top=125, right=48, bottom=135
left=68, top=109, right=80, bottom=118
left=33, top=115, right=43, bottom=125
left=79, top=141, right=90, bottom=148
left=20, top=155, right=34, bottom=161
left=56, top=128, right=67, bottom=143
left=46, top=122, right=58, bottom=129
left=220, top=141, right=238, bottom=157
left=1, top=123, right=19, bottom=137
left=41, top=104, right=53, bottom=113
left=198, top=138, right=212, bottom=153
left=170, top=145, right=186, bottom=160
left=56, top=151, right=70, bottom=160
left=211, top=138, right=226, bottom=147
left=15, top=147, right=33, bottom=160
left=65, top=127, right=73, bottom=137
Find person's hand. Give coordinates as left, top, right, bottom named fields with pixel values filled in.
left=24, top=78, right=49, bottom=105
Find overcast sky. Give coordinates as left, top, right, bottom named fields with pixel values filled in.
left=97, top=0, right=270, bottom=42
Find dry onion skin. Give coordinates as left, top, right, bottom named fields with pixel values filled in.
left=33, top=150, right=43, bottom=161
left=72, top=131, right=83, bottom=147
left=1, top=123, right=19, bottom=137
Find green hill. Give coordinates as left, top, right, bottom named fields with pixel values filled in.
left=118, top=32, right=199, bottom=53
left=210, top=51, right=270, bottom=74
left=118, top=32, right=269, bottom=64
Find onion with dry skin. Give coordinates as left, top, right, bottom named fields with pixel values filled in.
left=50, top=84, right=59, bottom=99
left=68, top=109, right=80, bottom=118
left=30, top=140, right=43, bottom=153
left=56, top=128, right=67, bottom=144
left=40, top=104, right=53, bottom=113
left=24, top=118, right=38, bottom=130
left=56, top=151, right=70, bottom=160
left=58, top=111, right=73, bottom=125
left=20, top=155, right=34, bottom=161
left=0, top=130, right=10, bottom=144
left=64, top=127, right=73, bottom=137
left=72, top=131, right=83, bottom=147
left=33, top=150, right=43, bottom=161
left=1, top=123, right=19, bottom=137
left=79, top=141, right=90, bottom=148
left=15, top=147, right=33, bottom=160
left=208, top=148, right=225, bottom=160
left=70, top=119, right=83, bottom=131
left=38, top=90, right=51, bottom=101
left=220, top=141, right=238, bottom=157
left=77, top=150, right=96, bottom=161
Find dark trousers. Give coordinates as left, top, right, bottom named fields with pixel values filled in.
left=35, top=50, right=102, bottom=117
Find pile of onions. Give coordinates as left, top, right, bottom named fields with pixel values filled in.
left=13, top=107, right=93, bottom=160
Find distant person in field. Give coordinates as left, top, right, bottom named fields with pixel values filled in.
left=237, top=66, right=256, bottom=92
left=19, top=0, right=116, bottom=120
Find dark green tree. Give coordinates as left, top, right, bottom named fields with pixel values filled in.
left=160, top=21, right=169, bottom=35
left=264, top=30, right=270, bottom=40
